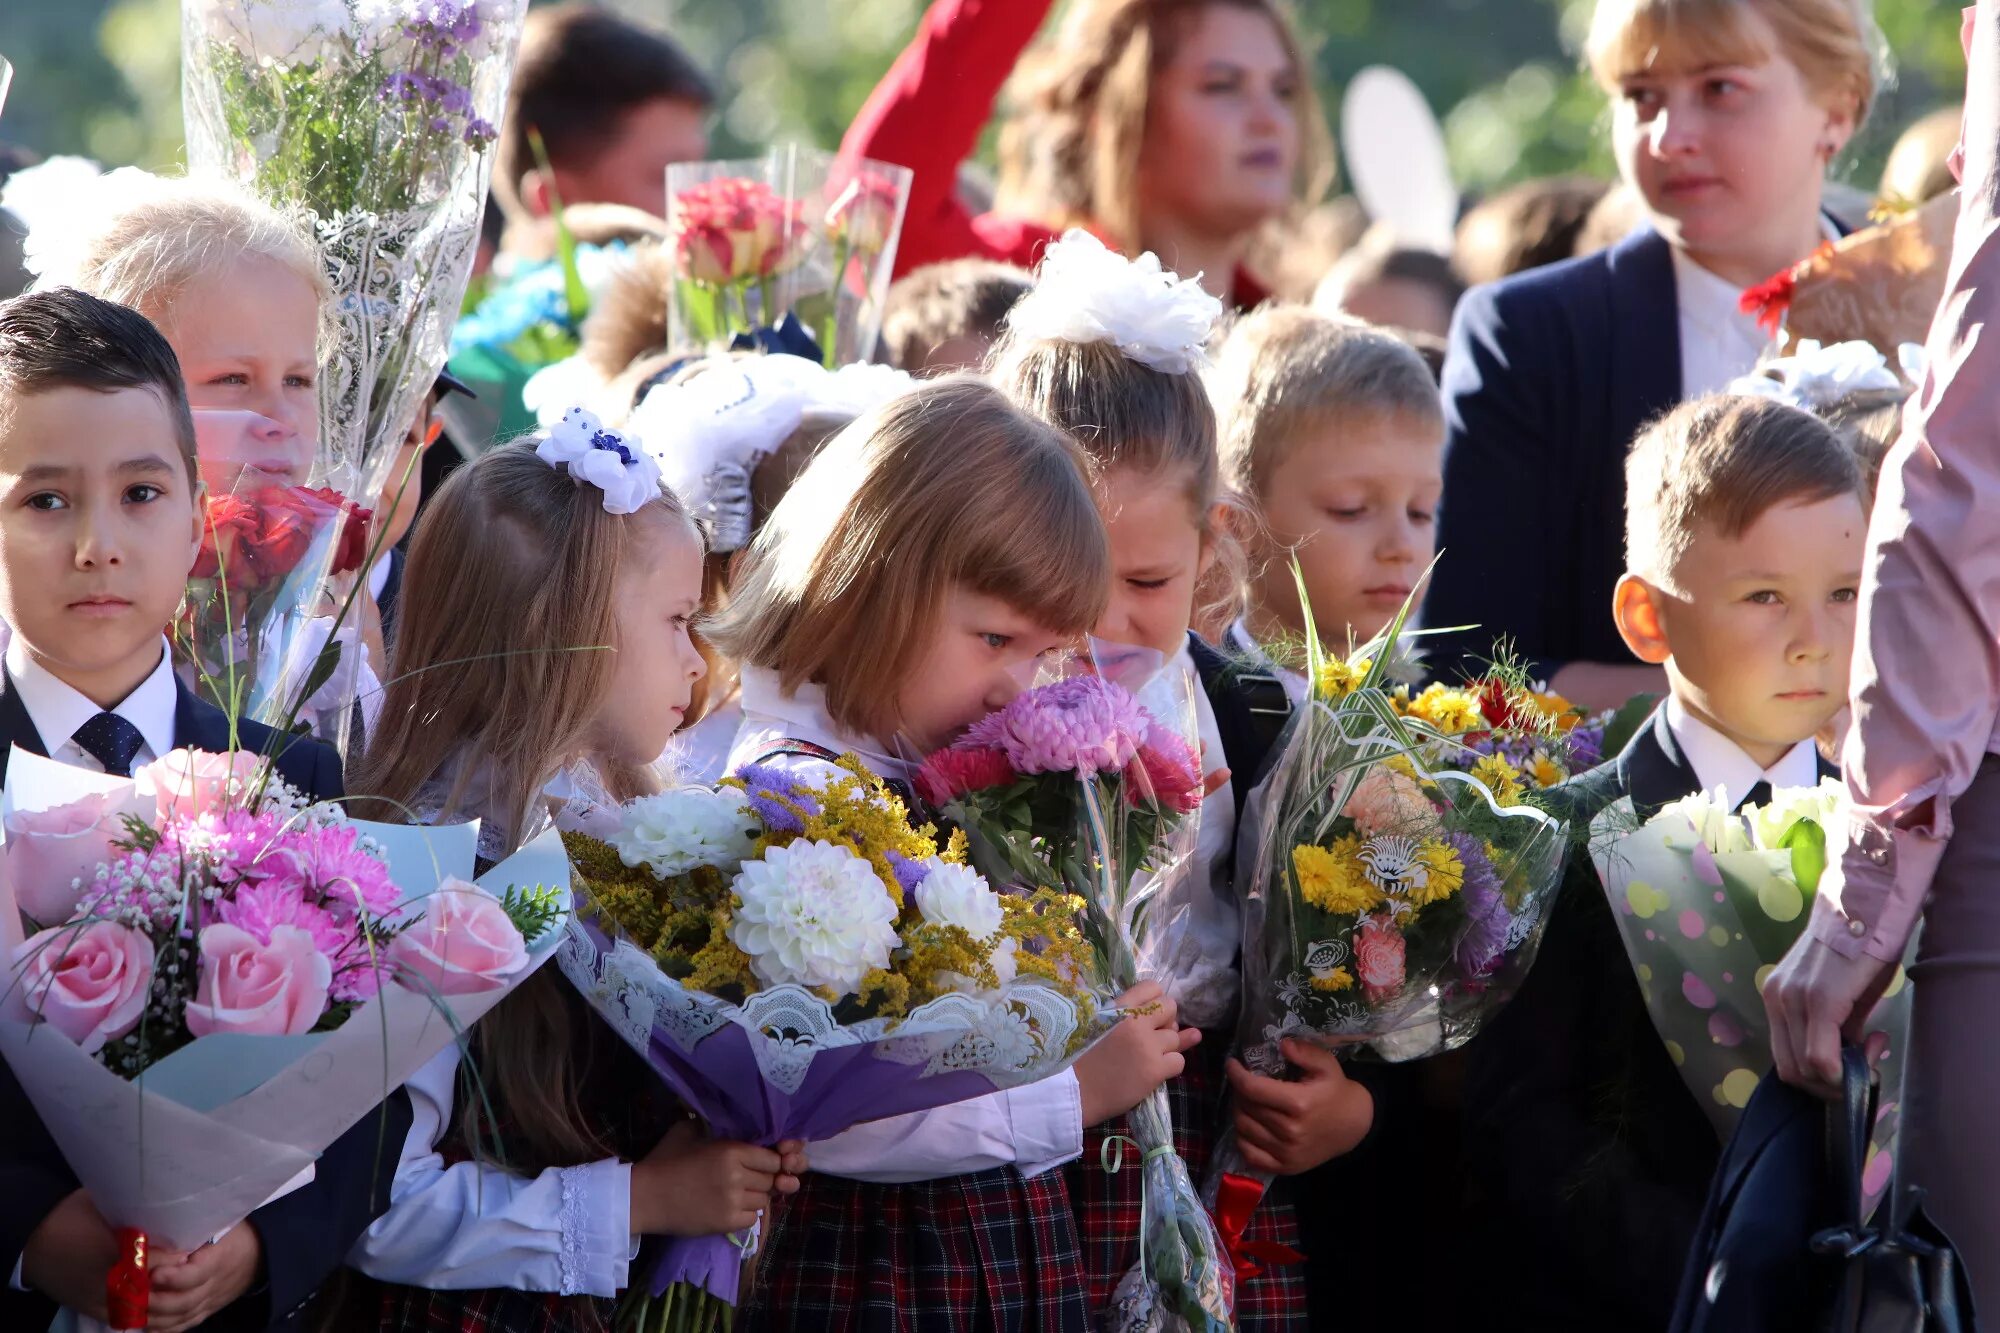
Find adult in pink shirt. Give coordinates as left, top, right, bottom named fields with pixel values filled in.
left=1765, top=0, right=2000, bottom=1307
left=839, top=0, right=1333, bottom=308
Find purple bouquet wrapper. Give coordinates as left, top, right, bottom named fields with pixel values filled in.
left=560, top=916, right=1111, bottom=1304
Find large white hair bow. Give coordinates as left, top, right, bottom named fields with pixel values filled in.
left=1005, top=230, right=1223, bottom=374
left=631, top=353, right=916, bottom=551
left=1728, top=338, right=1920, bottom=413
left=536, top=407, right=664, bottom=515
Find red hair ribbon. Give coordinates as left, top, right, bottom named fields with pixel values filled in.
left=106, top=1227, right=149, bottom=1332
left=1213, top=1173, right=1306, bottom=1284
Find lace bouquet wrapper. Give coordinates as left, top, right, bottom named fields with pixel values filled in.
left=666, top=147, right=912, bottom=366
left=1590, top=782, right=1913, bottom=1213
left=0, top=746, right=569, bottom=1331
left=178, top=411, right=378, bottom=742
left=558, top=757, right=1115, bottom=1333
left=182, top=0, right=525, bottom=740
left=918, top=650, right=1232, bottom=1333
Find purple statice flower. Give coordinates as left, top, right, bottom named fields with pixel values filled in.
left=463, top=116, right=498, bottom=148
left=1567, top=723, right=1605, bottom=773
left=983, top=676, right=1150, bottom=777
left=884, top=850, right=930, bottom=900
left=1448, top=833, right=1510, bottom=978
left=731, top=764, right=820, bottom=836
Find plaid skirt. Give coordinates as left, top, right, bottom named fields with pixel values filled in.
left=1068, top=1036, right=1309, bottom=1331
left=741, top=1166, right=1090, bottom=1333
left=371, top=1283, right=616, bottom=1333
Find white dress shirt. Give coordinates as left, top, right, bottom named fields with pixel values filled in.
left=1665, top=695, right=1822, bottom=811
left=347, top=1043, right=638, bottom=1296
left=5, top=636, right=178, bottom=772
left=725, top=666, right=1086, bottom=1183
left=1672, top=216, right=1841, bottom=398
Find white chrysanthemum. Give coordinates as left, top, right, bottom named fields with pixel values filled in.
left=914, top=859, right=1017, bottom=987
left=1005, top=230, right=1223, bottom=373
left=1746, top=779, right=1844, bottom=852
left=614, top=788, right=760, bottom=878
left=1658, top=789, right=1753, bottom=854
left=729, top=840, right=899, bottom=995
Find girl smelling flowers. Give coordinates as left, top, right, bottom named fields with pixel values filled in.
left=990, top=232, right=1372, bottom=1329
left=344, top=423, right=806, bottom=1333
left=705, top=376, right=1192, bottom=1332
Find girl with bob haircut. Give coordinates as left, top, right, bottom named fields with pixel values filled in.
left=1423, top=0, right=1880, bottom=709
left=348, top=441, right=807, bottom=1333
left=839, top=0, right=1334, bottom=307
left=710, top=376, right=1194, bottom=1331
left=989, top=236, right=1375, bottom=1330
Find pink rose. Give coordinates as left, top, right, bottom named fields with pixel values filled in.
left=185, top=923, right=331, bottom=1037
left=5, top=794, right=124, bottom=924
left=1354, top=915, right=1407, bottom=1002
left=137, top=749, right=263, bottom=823
left=10, top=922, right=153, bottom=1054
left=389, top=880, right=529, bottom=997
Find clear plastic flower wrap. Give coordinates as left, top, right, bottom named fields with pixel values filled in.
left=181, top=0, right=525, bottom=744
left=1203, top=590, right=1568, bottom=1304
left=917, top=645, right=1232, bottom=1333
left=665, top=146, right=911, bottom=366
left=558, top=757, right=1120, bottom=1333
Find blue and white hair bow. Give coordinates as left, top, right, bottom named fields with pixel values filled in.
left=536, top=407, right=664, bottom=515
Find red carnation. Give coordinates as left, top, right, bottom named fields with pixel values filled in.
left=916, top=744, right=1017, bottom=806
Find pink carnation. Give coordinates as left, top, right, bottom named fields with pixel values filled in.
left=985, top=676, right=1151, bottom=777
left=916, top=745, right=1018, bottom=806
left=1341, top=767, right=1433, bottom=836
left=1124, top=729, right=1203, bottom=815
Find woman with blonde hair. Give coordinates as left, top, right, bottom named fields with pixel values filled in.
left=1422, top=0, right=1879, bottom=710
left=839, top=0, right=1334, bottom=307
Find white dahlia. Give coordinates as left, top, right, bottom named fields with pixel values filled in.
left=614, top=787, right=760, bottom=878
left=729, top=841, right=899, bottom=995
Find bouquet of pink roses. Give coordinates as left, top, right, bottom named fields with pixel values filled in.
left=918, top=654, right=1230, bottom=1333
left=0, top=746, right=569, bottom=1328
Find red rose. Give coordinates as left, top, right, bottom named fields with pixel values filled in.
left=239, top=488, right=317, bottom=584
left=301, top=486, right=372, bottom=575
left=916, top=744, right=1017, bottom=807
left=192, top=493, right=261, bottom=583
left=1354, top=915, right=1407, bottom=1002
left=1124, top=735, right=1203, bottom=815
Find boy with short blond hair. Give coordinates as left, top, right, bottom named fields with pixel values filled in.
left=1463, top=393, right=1869, bottom=1332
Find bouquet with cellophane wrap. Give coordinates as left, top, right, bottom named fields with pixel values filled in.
left=181, top=0, right=525, bottom=743
left=0, top=746, right=569, bottom=1332
left=666, top=146, right=911, bottom=366
left=1591, top=781, right=1913, bottom=1212
left=1202, top=587, right=1569, bottom=1309
left=559, top=756, right=1117, bottom=1333
left=916, top=647, right=1230, bottom=1333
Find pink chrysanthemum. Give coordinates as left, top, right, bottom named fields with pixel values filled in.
left=916, top=744, right=1018, bottom=806
left=986, top=676, right=1150, bottom=777
left=298, top=823, right=401, bottom=919
left=219, top=879, right=346, bottom=957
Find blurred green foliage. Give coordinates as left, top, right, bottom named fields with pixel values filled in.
left=0, top=0, right=1962, bottom=200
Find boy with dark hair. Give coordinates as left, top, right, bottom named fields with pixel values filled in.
left=0, top=288, right=402, bottom=1332
left=1463, top=392, right=1871, bottom=1332
left=879, top=257, right=1032, bottom=374
left=495, top=2, right=715, bottom=230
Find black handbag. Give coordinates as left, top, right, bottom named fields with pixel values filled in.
left=1813, top=1048, right=1977, bottom=1333
left=1671, top=1048, right=1978, bottom=1333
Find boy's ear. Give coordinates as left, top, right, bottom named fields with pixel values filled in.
left=1613, top=573, right=1673, bottom=666
left=519, top=169, right=553, bottom=219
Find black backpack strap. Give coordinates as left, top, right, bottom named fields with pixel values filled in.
left=1188, top=633, right=1295, bottom=824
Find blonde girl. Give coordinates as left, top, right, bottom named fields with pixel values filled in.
left=706, top=377, right=1191, bottom=1332
left=991, top=238, right=1372, bottom=1330
left=347, top=436, right=805, bottom=1333
left=1423, top=0, right=1879, bottom=707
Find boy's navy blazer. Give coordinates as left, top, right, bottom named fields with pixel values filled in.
left=1462, top=705, right=1838, bottom=1331
left=0, top=673, right=407, bottom=1332
left=1423, top=219, right=1849, bottom=683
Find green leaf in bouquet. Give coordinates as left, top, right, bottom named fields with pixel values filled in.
left=675, top=278, right=728, bottom=345
left=498, top=883, right=566, bottom=946
left=1778, top=816, right=1829, bottom=896
left=1600, top=692, right=1664, bottom=760
left=526, top=130, right=589, bottom=326
left=298, top=633, right=346, bottom=715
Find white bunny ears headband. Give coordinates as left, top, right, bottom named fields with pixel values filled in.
left=626, top=353, right=918, bottom=552
left=1006, top=230, right=1224, bottom=374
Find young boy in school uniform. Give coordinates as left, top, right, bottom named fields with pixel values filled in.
left=0, top=288, right=406, bottom=1333
left=1462, top=392, right=1871, bottom=1332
